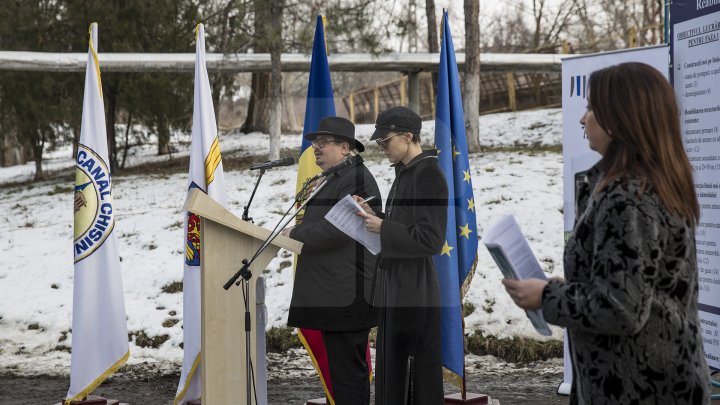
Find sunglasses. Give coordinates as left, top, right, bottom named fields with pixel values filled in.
left=375, top=133, right=400, bottom=149
left=311, top=137, right=342, bottom=148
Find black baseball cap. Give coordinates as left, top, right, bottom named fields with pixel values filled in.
left=370, top=106, right=422, bottom=140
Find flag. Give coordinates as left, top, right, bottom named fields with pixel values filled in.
left=294, top=15, right=337, bottom=403
left=174, top=23, right=227, bottom=405
left=67, top=23, right=129, bottom=403
left=432, top=11, right=479, bottom=389
left=294, top=15, right=372, bottom=404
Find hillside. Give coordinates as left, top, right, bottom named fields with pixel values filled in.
left=0, top=108, right=564, bottom=375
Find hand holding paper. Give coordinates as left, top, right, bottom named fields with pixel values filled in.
left=502, top=278, right=548, bottom=310
left=483, top=214, right=552, bottom=336
left=325, top=195, right=381, bottom=255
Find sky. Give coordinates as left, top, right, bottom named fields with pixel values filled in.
left=0, top=107, right=564, bottom=376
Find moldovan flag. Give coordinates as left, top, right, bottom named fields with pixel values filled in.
left=174, top=23, right=227, bottom=405
left=432, top=11, right=479, bottom=391
left=294, top=15, right=372, bottom=404
left=67, top=23, right=129, bottom=403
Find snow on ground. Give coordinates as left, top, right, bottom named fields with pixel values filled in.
left=0, top=108, right=564, bottom=375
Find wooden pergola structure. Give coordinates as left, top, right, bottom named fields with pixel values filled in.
left=0, top=51, right=563, bottom=119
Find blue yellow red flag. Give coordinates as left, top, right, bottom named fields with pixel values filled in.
left=432, top=10, right=479, bottom=388
left=294, top=15, right=338, bottom=403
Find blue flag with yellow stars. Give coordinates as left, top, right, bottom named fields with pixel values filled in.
left=432, top=10, right=479, bottom=388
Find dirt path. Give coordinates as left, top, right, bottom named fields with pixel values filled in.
left=0, top=350, right=570, bottom=404
left=0, top=372, right=568, bottom=405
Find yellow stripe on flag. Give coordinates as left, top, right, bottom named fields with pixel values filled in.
left=88, top=23, right=102, bottom=98
left=65, top=350, right=129, bottom=405
left=204, top=137, right=222, bottom=186
left=173, top=353, right=201, bottom=405
left=298, top=330, right=336, bottom=405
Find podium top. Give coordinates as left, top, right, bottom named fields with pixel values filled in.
left=184, top=189, right=303, bottom=254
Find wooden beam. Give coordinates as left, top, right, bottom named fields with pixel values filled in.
left=506, top=72, right=517, bottom=112
left=349, top=93, right=356, bottom=123
left=0, top=51, right=563, bottom=73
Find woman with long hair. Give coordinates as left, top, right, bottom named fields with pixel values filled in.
left=503, top=62, right=711, bottom=403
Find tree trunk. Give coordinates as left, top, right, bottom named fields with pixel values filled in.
left=464, top=0, right=481, bottom=152
left=31, top=128, right=45, bottom=181
left=425, top=0, right=439, bottom=105
left=121, top=113, right=133, bottom=169
left=157, top=120, right=172, bottom=156
left=1, top=127, right=31, bottom=167
left=268, top=0, right=283, bottom=160
left=105, top=83, right=119, bottom=172
left=211, top=1, right=235, bottom=121
left=71, top=116, right=81, bottom=162
left=242, top=0, right=272, bottom=134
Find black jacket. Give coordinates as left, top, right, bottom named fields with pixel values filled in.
left=287, top=155, right=382, bottom=331
left=374, top=150, right=449, bottom=308
left=373, top=150, right=449, bottom=405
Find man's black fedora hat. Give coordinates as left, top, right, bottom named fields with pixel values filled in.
left=304, top=116, right=364, bottom=152
left=371, top=106, right=422, bottom=140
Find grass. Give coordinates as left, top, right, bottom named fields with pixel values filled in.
left=466, top=332, right=562, bottom=363
left=264, top=325, right=560, bottom=364
left=47, top=185, right=71, bottom=196
left=161, top=281, right=183, bottom=294
left=266, top=327, right=303, bottom=353
left=131, top=330, right=170, bottom=348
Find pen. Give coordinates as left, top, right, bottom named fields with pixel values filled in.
left=360, top=196, right=376, bottom=204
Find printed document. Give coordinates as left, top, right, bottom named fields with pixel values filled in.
left=483, top=214, right=552, bottom=336
left=325, top=195, right=381, bottom=255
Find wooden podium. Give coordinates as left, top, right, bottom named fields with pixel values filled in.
left=184, top=189, right=302, bottom=404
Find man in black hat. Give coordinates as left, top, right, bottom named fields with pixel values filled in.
left=282, top=116, right=381, bottom=405
left=354, top=106, right=448, bottom=405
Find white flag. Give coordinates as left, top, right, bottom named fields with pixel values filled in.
left=175, top=23, right=228, bottom=405
left=67, top=23, right=129, bottom=402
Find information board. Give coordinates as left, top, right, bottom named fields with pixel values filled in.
left=671, top=0, right=720, bottom=371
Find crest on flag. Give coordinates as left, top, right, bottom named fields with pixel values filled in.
left=74, top=144, right=114, bottom=262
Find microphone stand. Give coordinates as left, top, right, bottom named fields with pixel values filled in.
left=222, top=176, right=329, bottom=405
left=242, top=168, right=266, bottom=223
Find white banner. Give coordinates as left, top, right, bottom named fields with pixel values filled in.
left=67, top=23, right=129, bottom=402
left=175, top=23, right=228, bottom=405
left=672, top=4, right=720, bottom=370
left=559, top=46, right=669, bottom=394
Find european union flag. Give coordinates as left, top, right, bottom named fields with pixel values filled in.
left=432, top=10, right=479, bottom=387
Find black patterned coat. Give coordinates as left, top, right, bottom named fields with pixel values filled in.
left=542, top=165, right=710, bottom=404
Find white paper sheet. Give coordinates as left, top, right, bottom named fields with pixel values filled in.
left=325, top=195, right=381, bottom=255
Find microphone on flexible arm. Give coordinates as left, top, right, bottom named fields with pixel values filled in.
left=307, top=156, right=356, bottom=182
left=250, top=156, right=295, bottom=171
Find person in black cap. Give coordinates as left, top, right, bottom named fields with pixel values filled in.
left=354, top=106, right=448, bottom=405
left=282, top=116, right=381, bottom=405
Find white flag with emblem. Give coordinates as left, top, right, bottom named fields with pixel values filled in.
left=175, top=23, right=228, bottom=405
left=67, top=23, right=129, bottom=403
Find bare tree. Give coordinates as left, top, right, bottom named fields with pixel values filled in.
left=241, top=0, right=272, bottom=134
left=464, top=0, right=481, bottom=152
left=568, top=0, right=662, bottom=52
left=530, top=0, right=575, bottom=52
left=268, top=0, right=283, bottom=160
left=425, top=0, right=439, bottom=100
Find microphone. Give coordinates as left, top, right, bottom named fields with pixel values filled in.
left=308, top=156, right=355, bottom=182
left=250, top=157, right=295, bottom=171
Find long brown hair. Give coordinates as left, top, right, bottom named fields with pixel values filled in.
left=588, top=62, right=699, bottom=223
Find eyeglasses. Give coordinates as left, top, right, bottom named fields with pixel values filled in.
left=311, top=137, right=342, bottom=148
left=375, top=133, right=399, bottom=149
